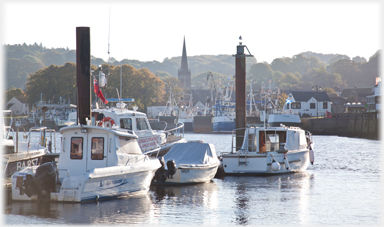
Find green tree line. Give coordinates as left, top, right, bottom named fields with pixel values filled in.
left=23, top=62, right=166, bottom=112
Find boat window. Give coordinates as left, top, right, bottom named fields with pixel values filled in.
left=91, top=137, right=104, bottom=160
left=120, top=118, right=133, bottom=130
left=260, top=131, right=287, bottom=153
left=136, top=118, right=149, bottom=131
left=118, top=136, right=142, bottom=154
left=70, top=137, right=83, bottom=159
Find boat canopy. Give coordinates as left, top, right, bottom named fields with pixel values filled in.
left=163, top=143, right=218, bottom=166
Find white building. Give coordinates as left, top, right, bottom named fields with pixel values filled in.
left=5, top=97, right=29, bottom=115
left=283, top=91, right=332, bottom=117
left=366, top=80, right=380, bottom=116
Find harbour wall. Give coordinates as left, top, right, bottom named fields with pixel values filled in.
left=301, top=112, right=380, bottom=140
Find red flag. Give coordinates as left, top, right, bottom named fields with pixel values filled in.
left=94, top=79, right=108, bottom=104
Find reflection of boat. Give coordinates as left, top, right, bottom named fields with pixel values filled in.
left=11, top=125, right=161, bottom=202
left=221, top=125, right=314, bottom=175
left=2, top=110, right=56, bottom=178
left=152, top=142, right=220, bottom=184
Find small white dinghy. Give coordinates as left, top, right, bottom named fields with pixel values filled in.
left=152, top=142, right=220, bottom=184
left=11, top=125, right=161, bottom=202
left=221, top=125, right=314, bottom=175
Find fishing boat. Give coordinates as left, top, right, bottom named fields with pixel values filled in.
left=221, top=125, right=314, bottom=175
left=11, top=125, right=161, bottom=202
left=2, top=110, right=56, bottom=178
left=212, top=77, right=236, bottom=132
left=152, top=141, right=220, bottom=184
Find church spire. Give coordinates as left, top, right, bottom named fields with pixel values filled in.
left=180, top=36, right=188, bottom=72
left=178, top=36, right=191, bottom=89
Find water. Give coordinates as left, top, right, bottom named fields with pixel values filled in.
left=3, top=133, right=382, bottom=225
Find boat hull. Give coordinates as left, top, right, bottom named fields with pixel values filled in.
left=11, top=159, right=161, bottom=202
left=212, top=121, right=236, bottom=132
left=222, top=149, right=310, bottom=175
left=4, top=151, right=46, bottom=178
left=154, top=164, right=219, bottom=184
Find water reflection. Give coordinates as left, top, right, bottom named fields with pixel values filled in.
left=6, top=194, right=154, bottom=225
left=224, top=172, right=314, bottom=225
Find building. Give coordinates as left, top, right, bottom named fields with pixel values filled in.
left=366, top=80, right=381, bottom=117
left=283, top=91, right=332, bottom=117
left=178, top=37, right=191, bottom=90
left=5, top=96, right=29, bottom=115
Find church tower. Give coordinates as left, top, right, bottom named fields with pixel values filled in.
left=178, top=37, right=191, bottom=90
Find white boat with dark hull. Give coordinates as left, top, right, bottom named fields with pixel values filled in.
left=11, top=125, right=161, bottom=202
left=221, top=125, right=314, bottom=175
left=152, top=142, right=220, bottom=184
left=2, top=111, right=57, bottom=178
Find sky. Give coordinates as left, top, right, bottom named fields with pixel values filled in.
left=1, top=0, right=382, bottom=64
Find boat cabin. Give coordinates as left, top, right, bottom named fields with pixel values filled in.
left=58, top=125, right=143, bottom=177
left=238, top=126, right=309, bottom=154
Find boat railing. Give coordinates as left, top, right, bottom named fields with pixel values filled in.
left=164, top=122, right=184, bottom=141
left=229, top=127, right=253, bottom=166
left=27, top=127, right=57, bottom=153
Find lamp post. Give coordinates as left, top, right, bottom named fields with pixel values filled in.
left=312, top=85, right=322, bottom=118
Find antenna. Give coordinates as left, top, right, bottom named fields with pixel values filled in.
left=107, top=5, right=111, bottom=63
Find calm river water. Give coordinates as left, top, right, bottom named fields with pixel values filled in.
left=3, top=133, right=382, bottom=226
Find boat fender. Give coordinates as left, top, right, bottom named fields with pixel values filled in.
left=309, top=147, right=315, bottom=165
left=284, top=154, right=290, bottom=170
left=166, top=160, right=177, bottom=179
left=98, top=117, right=115, bottom=128
left=270, top=155, right=280, bottom=171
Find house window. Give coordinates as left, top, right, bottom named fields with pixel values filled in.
left=310, top=103, right=316, bottom=109
left=91, top=137, right=104, bottom=160
left=291, top=102, right=301, bottom=109
left=323, top=102, right=328, bottom=109
left=70, top=137, right=83, bottom=159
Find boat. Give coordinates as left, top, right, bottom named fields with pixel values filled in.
left=221, top=125, right=314, bottom=175
left=212, top=77, right=236, bottom=132
left=267, top=112, right=301, bottom=127
left=2, top=110, right=57, bottom=178
left=152, top=141, right=220, bottom=184
left=11, top=125, right=162, bottom=202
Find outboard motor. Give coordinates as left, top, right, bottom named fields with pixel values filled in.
left=166, top=160, right=177, bottom=179
left=21, top=162, right=58, bottom=201
left=153, top=157, right=167, bottom=183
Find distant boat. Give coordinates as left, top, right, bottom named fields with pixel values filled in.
left=2, top=110, right=57, bottom=178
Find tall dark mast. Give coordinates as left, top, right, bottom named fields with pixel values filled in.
left=178, top=36, right=191, bottom=90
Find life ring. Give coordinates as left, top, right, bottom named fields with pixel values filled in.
left=98, top=117, right=115, bottom=128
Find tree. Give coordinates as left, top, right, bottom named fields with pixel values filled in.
left=4, top=87, right=26, bottom=103
left=26, top=63, right=78, bottom=107
left=102, top=64, right=166, bottom=111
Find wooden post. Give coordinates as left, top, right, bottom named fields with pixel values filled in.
left=76, top=27, right=91, bottom=125
left=233, top=39, right=253, bottom=150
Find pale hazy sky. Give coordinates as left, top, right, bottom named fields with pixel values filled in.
left=1, top=0, right=382, bottom=64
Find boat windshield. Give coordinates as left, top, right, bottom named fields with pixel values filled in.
left=136, top=118, right=150, bottom=131
left=120, top=118, right=133, bottom=130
